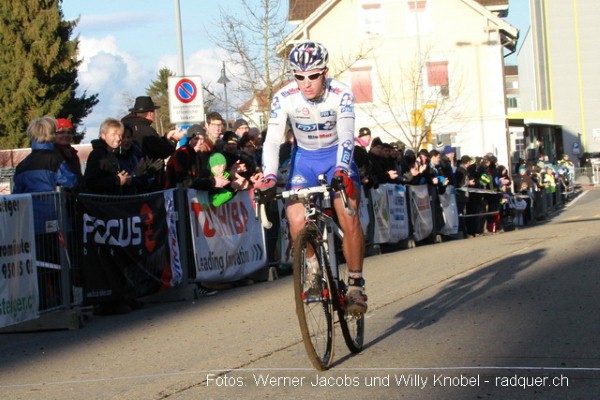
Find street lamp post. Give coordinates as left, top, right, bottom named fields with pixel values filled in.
left=217, top=61, right=230, bottom=128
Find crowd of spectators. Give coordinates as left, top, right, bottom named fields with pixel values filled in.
left=10, top=108, right=575, bottom=313
left=352, top=127, right=573, bottom=238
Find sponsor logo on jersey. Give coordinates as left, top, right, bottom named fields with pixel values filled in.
left=320, top=110, right=336, bottom=117
left=281, top=87, right=300, bottom=97
left=295, top=122, right=317, bottom=132
left=291, top=174, right=308, bottom=185
left=341, top=139, right=353, bottom=164
left=271, top=96, right=281, bottom=110
left=340, top=93, right=354, bottom=113
left=319, top=120, right=336, bottom=131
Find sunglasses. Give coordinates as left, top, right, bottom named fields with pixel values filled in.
left=294, top=71, right=325, bottom=81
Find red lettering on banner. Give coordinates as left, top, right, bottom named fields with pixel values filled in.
left=190, top=198, right=250, bottom=238
left=140, top=203, right=156, bottom=252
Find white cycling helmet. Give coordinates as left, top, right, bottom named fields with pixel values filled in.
left=288, top=42, right=329, bottom=72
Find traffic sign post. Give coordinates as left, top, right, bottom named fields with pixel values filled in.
left=168, top=76, right=205, bottom=124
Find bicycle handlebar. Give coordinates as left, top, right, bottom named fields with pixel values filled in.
left=253, top=175, right=356, bottom=228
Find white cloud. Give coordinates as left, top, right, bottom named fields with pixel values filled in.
left=75, top=36, right=154, bottom=141
left=75, top=38, right=249, bottom=142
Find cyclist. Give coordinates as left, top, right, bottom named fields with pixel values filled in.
left=256, top=42, right=367, bottom=314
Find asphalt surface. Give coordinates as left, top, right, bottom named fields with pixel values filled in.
left=1, top=188, right=599, bottom=400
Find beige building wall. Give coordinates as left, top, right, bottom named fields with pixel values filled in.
left=284, top=0, right=517, bottom=165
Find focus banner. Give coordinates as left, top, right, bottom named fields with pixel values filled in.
left=80, top=190, right=182, bottom=304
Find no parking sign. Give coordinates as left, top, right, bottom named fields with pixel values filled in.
left=168, top=76, right=205, bottom=124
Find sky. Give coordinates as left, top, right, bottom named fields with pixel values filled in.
left=61, top=0, right=530, bottom=140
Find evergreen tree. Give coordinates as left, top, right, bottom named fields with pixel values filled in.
left=0, top=0, right=98, bottom=149
left=147, top=67, right=174, bottom=135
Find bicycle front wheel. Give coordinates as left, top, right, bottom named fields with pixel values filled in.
left=337, top=262, right=365, bottom=353
left=293, top=224, right=334, bottom=370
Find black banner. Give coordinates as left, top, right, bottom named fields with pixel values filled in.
left=79, top=192, right=176, bottom=304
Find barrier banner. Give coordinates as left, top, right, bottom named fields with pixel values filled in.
left=408, top=184, right=433, bottom=241
left=188, top=190, right=266, bottom=282
left=0, top=195, right=38, bottom=327
left=438, top=185, right=459, bottom=236
left=80, top=190, right=181, bottom=304
left=370, top=186, right=390, bottom=244
left=386, top=184, right=410, bottom=242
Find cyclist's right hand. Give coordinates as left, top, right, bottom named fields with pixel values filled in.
left=253, top=175, right=277, bottom=203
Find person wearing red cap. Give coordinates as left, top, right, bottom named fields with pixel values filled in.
left=54, top=118, right=84, bottom=191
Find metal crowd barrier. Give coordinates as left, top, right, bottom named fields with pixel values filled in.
left=2, top=180, right=577, bottom=331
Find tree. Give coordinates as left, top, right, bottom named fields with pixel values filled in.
left=364, top=48, right=465, bottom=151
left=0, top=0, right=98, bottom=149
left=208, top=0, right=290, bottom=127
left=146, top=67, right=175, bottom=135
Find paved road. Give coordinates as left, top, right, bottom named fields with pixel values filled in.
left=1, top=189, right=599, bottom=400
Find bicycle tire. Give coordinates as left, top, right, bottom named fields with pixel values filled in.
left=336, top=262, right=365, bottom=353
left=293, top=224, right=334, bottom=370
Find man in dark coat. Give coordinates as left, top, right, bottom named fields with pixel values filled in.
left=121, top=96, right=183, bottom=190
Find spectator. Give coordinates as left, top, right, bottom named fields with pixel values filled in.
left=368, top=137, right=398, bottom=185
left=221, top=131, right=242, bottom=168
left=430, top=149, right=451, bottom=193
left=54, top=118, right=84, bottom=192
left=116, top=126, right=162, bottom=194
left=121, top=96, right=183, bottom=190
left=165, top=127, right=215, bottom=190
left=84, top=118, right=132, bottom=195
left=207, top=152, right=240, bottom=206
left=204, top=112, right=225, bottom=151
left=354, top=127, right=374, bottom=189
left=233, top=118, right=250, bottom=138
left=239, top=135, right=262, bottom=180
left=441, top=145, right=457, bottom=174
left=455, top=155, right=475, bottom=237
left=12, top=116, right=78, bottom=308
left=248, top=127, right=263, bottom=167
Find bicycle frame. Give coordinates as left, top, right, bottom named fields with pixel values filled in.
left=254, top=174, right=364, bottom=370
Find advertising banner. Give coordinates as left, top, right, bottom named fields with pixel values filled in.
left=386, top=184, right=410, bottom=242
left=408, top=184, right=433, bottom=241
left=439, top=185, right=459, bottom=236
left=188, top=190, right=266, bottom=282
left=80, top=190, right=182, bottom=304
left=0, top=195, right=38, bottom=327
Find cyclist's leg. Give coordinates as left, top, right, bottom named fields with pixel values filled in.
left=332, top=164, right=367, bottom=313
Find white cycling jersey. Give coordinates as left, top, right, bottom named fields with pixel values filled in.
left=261, top=78, right=356, bottom=180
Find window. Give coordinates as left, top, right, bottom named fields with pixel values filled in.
left=426, top=61, right=449, bottom=97
left=350, top=67, right=373, bottom=104
left=407, top=0, right=427, bottom=12
left=361, top=3, right=383, bottom=36
left=506, top=97, right=519, bottom=108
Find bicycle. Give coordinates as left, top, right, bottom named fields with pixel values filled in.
left=254, top=174, right=365, bottom=370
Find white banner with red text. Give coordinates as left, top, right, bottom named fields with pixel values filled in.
left=187, top=189, right=266, bottom=282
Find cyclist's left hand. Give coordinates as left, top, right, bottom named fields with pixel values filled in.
left=334, top=169, right=355, bottom=198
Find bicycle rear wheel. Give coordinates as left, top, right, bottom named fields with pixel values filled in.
left=293, top=224, right=334, bottom=370
left=337, top=262, right=365, bottom=353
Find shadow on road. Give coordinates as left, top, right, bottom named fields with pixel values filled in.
left=366, top=248, right=545, bottom=348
